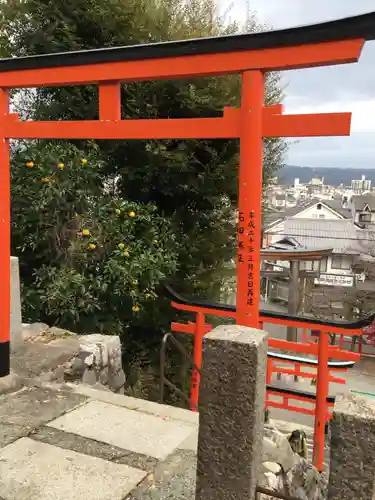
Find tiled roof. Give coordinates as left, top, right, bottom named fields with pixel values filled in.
left=283, top=218, right=370, bottom=254
left=353, top=194, right=375, bottom=211
left=322, top=198, right=352, bottom=218
left=263, top=198, right=351, bottom=230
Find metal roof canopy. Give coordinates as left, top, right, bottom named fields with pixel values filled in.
left=283, top=218, right=370, bottom=255
left=261, top=246, right=333, bottom=261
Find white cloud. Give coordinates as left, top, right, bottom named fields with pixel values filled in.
left=220, top=0, right=375, bottom=29
left=217, top=0, right=375, bottom=168
left=285, top=99, right=375, bottom=135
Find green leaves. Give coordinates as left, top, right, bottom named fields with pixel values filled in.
left=4, top=0, right=286, bottom=399
left=12, top=142, right=178, bottom=333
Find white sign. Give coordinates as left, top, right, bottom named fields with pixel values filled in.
left=315, top=274, right=353, bottom=287
left=314, top=273, right=365, bottom=287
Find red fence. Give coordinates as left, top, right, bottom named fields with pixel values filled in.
left=163, top=284, right=374, bottom=471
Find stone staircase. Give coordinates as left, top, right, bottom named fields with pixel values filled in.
left=0, top=381, right=331, bottom=500
left=0, top=383, right=198, bottom=500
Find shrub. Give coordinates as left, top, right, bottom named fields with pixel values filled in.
left=11, top=141, right=178, bottom=335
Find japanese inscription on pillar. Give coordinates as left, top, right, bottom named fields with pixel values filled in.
left=238, top=210, right=256, bottom=308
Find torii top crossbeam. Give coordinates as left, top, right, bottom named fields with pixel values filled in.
left=1, top=12, right=375, bottom=377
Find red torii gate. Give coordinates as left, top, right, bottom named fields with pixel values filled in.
left=0, top=14, right=374, bottom=387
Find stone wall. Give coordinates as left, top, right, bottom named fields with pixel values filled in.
left=10, top=257, right=125, bottom=393
left=64, top=334, right=126, bottom=393
left=22, top=324, right=126, bottom=393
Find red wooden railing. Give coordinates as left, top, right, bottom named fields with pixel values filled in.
left=163, top=284, right=374, bottom=471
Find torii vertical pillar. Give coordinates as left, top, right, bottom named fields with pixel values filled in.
left=237, top=71, right=264, bottom=328
left=0, top=88, right=10, bottom=377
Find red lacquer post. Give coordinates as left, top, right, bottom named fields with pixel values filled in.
left=236, top=71, right=264, bottom=327
left=313, top=331, right=330, bottom=471
left=190, top=311, right=205, bottom=411
left=0, top=88, right=10, bottom=377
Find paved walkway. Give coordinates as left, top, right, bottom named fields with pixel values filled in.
left=1, top=317, right=374, bottom=499
left=2, top=365, right=371, bottom=499
left=0, top=383, right=199, bottom=500
left=0, top=381, right=327, bottom=500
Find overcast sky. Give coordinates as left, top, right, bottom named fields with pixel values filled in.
left=217, top=0, right=375, bottom=170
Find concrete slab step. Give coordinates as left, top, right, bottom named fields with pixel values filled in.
left=47, top=399, right=195, bottom=461
left=0, top=437, right=146, bottom=500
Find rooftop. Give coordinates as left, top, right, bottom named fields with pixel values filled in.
left=283, top=218, right=370, bottom=255
left=353, top=194, right=375, bottom=211
left=323, top=198, right=352, bottom=218
left=263, top=198, right=352, bottom=230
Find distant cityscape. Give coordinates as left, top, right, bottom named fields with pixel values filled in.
left=267, top=171, right=374, bottom=210
left=261, top=166, right=375, bottom=323
left=279, top=165, right=375, bottom=187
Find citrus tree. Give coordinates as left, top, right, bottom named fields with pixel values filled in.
left=3, top=0, right=287, bottom=400
left=1, top=0, right=286, bottom=301
left=11, top=142, right=178, bottom=335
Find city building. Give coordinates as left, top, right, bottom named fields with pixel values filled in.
left=351, top=175, right=372, bottom=194
left=351, top=194, right=375, bottom=227
left=262, top=208, right=375, bottom=319
left=263, top=198, right=352, bottom=247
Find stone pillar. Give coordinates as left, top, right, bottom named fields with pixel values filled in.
left=328, top=393, right=375, bottom=500
left=10, top=256, right=22, bottom=346
left=195, top=324, right=268, bottom=500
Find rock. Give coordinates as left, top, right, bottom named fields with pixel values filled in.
left=48, top=327, right=77, bottom=338
left=75, top=335, right=125, bottom=392
left=22, top=324, right=77, bottom=344
left=70, top=357, right=85, bottom=374
left=259, top=426, right=326, bottom=500
left=22, top=323, right=49, bottom=342
left=108, top=370, right=125, bottom=392
left=0, top=371, right=24, bottom=395
left=91, top=382, right=112, bottom=392
left=262, top=427, right=297, bottom=473
left=286, top=455, right=326, bottom=499
left=83, top=354, right=95, bottom=367
left=20, top=330, right=125, bottom=394
left=82, top=368, right=97, bottom=386
left=63, top=357, right=85, bottom=382
left=262, top=462, right=282, bottom=475
left=99, top=369, right=108, bottom=386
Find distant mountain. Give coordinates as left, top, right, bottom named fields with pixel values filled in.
left=278, top=166, right=375, bottom=187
